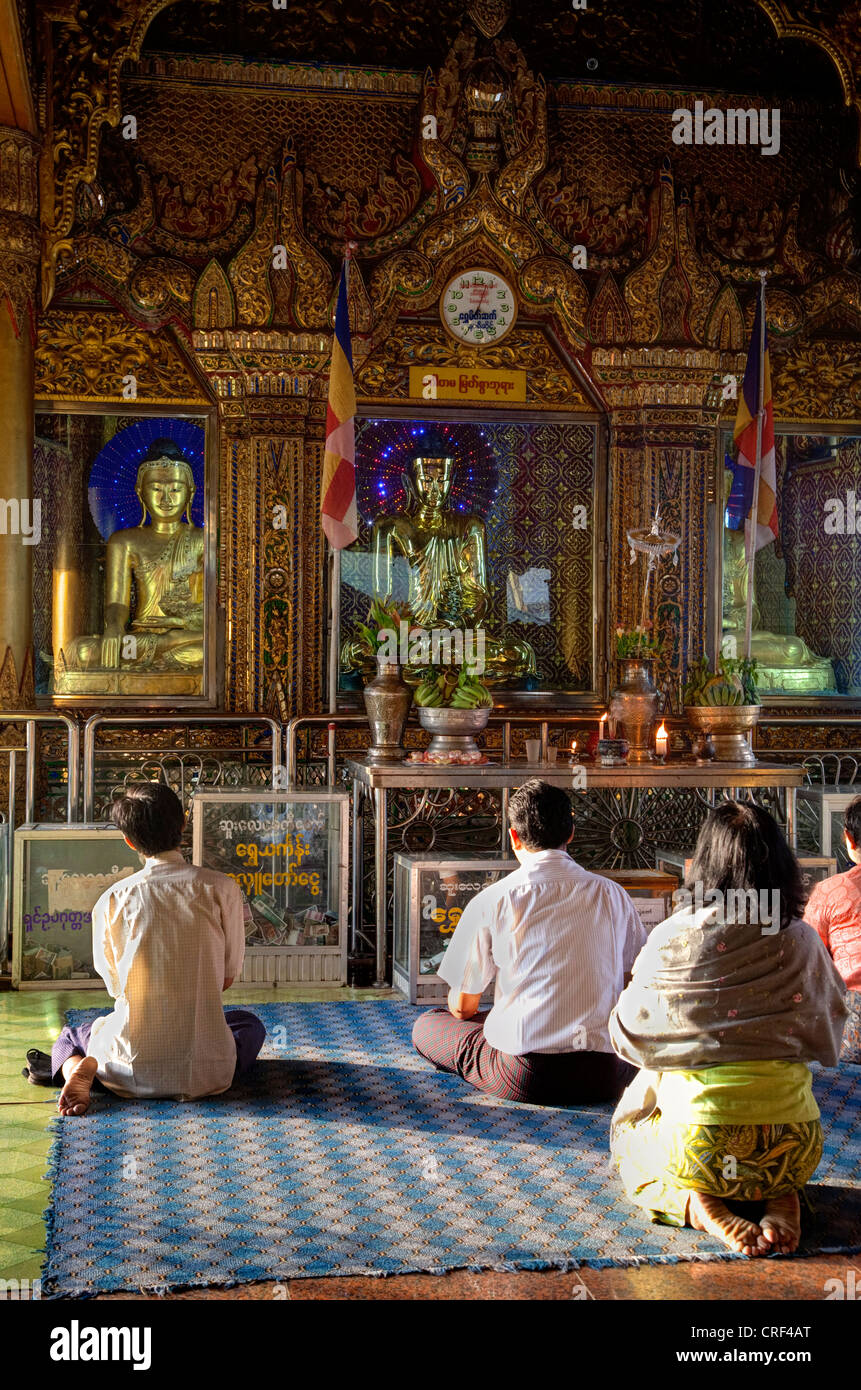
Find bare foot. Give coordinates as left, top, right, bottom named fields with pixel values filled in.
left=687, top=1191, right=769, bottom=1256
left=58, top=1056, right=98, bottom=1116
left=760, top=1192, right=801, bottom=1254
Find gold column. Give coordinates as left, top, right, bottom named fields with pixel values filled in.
left=0, top=126, right=39, bottom=707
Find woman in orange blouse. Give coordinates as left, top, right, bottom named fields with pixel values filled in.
left=805, top=795, right=861, bottom=1063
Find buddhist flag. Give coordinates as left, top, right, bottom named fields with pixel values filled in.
left=321, top=264, right=357, bottom=549
left=725, top=291, right=778, bottom=552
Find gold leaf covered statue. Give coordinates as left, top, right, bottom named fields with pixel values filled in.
left=342, top=443, right=536, bottom=685
left=55, top=440, right=204, bottom=695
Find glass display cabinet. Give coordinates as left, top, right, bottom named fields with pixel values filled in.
left=33, top=409, right=216, bottom=706
left=719, top=430, right=861, bottom=700
left=191, top=790, right=349, bottom=984
left=392, top=852, right=518, bottom=1003
left=12, top=825, right=142, bottom=989
left=655, top=848, right=694, bottom=882
left=339, top=417, right=602, bottom=701
left=597, top=869, right=679, bottom=930
left=797, top=788, right=858, bottom=870
left=797, top=856, right=838, bottom=893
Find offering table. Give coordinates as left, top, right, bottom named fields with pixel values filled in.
left=345, top=757, right=805, bottom=987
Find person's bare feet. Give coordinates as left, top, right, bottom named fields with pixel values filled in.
left=58, top=1056, right=98, bottom=1116
left=687, top=1191, right=769, bottom=1256
left=760, top=1191, right=801, bottom=1254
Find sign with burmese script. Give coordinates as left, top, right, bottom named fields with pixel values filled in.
left=194, top=796, right=343, bottom=949
left=409, top=367, right=526, bottom=403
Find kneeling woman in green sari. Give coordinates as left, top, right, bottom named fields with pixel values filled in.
left=609, top=802, right=847, bottom=1257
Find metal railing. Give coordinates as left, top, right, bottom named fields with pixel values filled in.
left=0, top=712, right=79, bottom=823
left=82, top=713, right=283, bottom=820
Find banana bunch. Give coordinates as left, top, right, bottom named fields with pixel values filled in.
left=450, top=669, right=493, bottom=709
left=700, top=675, right=744, bottom=706
left=414, top=668, right=492, bottom=709
left=414, top=672, right=448, bottom=707
left=684, top=653, right=759, bottom=707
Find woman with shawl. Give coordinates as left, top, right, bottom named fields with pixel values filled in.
left=609, top=802, right=847, bottom=1256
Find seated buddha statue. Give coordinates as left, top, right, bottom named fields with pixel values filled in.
left=342, top=450, right=536, bottom=685
left=55, top=440, right=204, bottom=689
left=722, top=522, right=835, bottom=694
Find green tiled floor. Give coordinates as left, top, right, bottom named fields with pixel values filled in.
left=0, top=984, right=393, bottom=1285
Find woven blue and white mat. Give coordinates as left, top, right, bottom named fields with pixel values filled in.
left=42, top=1001, right=861, bottom=1296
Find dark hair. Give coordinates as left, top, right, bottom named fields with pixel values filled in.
left=684, top=800, right=803, bottom=930
left=111, top=782, right=184, bottom=856
left=141, top=438, right=190, bottom=466
left=509, top=779, right=573, bottom=851
left=844, top=795, right=861, bottom=850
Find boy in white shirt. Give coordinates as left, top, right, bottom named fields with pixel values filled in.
left=27, top=783, right=265, bottom=1114
left=412, top=779, right=645, bottom=1104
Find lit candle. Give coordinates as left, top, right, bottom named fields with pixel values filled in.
left=569, top=738, right=578, bottom=765
left=599, top=713, right=607, bottom=737
left=655, top=722, right=668, bottom=758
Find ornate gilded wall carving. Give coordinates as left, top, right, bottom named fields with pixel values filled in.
left=34, top=309, right=207, bottom=404
left=0, top=126, right=39, bottom=339
left=32, top=0, right=861, bottom=719
left=356, top=325, right=589, bottom=409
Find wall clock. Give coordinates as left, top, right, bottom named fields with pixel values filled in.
left=439, top=267, right=517, bottom=345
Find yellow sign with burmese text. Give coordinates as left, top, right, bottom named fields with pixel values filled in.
left=409, top=366, right=526, bottom=404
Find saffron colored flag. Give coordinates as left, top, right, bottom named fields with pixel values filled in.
left=725, top=293, right=778, bottom=552
left=321, top=265, right=358, bottom=549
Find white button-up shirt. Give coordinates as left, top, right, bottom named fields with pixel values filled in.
left=437, top=849, right=646, bottom=1056
left=87, top=850, right=246, bottom=1100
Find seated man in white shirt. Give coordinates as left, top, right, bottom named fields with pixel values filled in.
left=412, top=779, right=646, bottom=1105
left=30, top=783, right=265, bottom=1115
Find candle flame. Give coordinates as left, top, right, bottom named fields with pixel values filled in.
left=570, top=738, right=577, bottom=753
left=656, top=723, right=667, bottom=738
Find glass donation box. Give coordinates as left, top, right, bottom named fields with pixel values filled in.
left=11, top=825, right=142, bottom=989
left=392, top=853, right=518, bottom=1003
left=191, top=790, right=349, bottom=985
left=597, top=869, right=679, bottom=931
left=797, top=856, right=838, bottom=893
left=797, top=788, right=857, bottom=871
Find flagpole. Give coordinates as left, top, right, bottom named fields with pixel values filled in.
left=328, top=547, right=340, bottom=715
left=326, top=244, right=357, bottom=714
left=743, top=270, right=767, bottom=662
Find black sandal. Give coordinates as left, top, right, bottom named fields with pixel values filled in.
left=22, top=1049, right=54, bottom=1085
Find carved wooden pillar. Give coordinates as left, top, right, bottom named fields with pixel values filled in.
left=0, top=127, right=39, bottom=707
left=196, top=330, right=329, bottom=714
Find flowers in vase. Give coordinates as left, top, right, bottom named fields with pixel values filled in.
left=615, top=623, right=659, bottom=660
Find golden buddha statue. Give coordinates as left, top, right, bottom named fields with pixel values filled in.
left=54, top=440, right=205, bottom=695
left=343, top=450, right=536, bottom=684
left=721, top=470, right=835, bottom=693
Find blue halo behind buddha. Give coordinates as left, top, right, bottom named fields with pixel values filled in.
left=88, top=418, right=206, bottom=541
left=357, top=420, right=498, bottom=526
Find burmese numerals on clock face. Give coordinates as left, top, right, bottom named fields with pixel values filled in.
left=440, top=269, right=517, bottom=345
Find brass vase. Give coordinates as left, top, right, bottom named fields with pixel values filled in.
left=609, top=658, right=660, bottom=764
left=363, top=657, right=413, bottom=764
